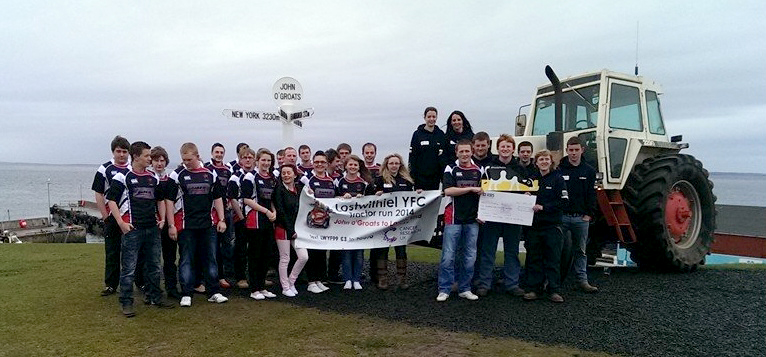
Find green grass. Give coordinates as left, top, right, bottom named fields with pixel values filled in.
left=0, top=244, right=600, bottom=357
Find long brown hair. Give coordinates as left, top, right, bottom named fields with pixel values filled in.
left=346, top=155, right=372, bottom=183
left=380, top=153, right=413, bottom=185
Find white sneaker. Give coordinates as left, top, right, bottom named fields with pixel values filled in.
left=458, top=291, right=479, bottom=301
left=250, top=292, right=265, bottom=300
left=282, top=289, right=296, bottom=297
left=261, top=290, right=277, bottom=298
left=290, top=286, right=298, bottom=295
left=343, top=281, right=352, bottom=290
left=436, top=292, right=449, bottom=302
left=317, top=282, right=330, bottom=291
left=180, top=296, right=192, bottom=307
left=307, top=283, right=323, bottom=294
left=353, top=282, right=363, bottom=290
left=208, top=293, right=229, bottom=303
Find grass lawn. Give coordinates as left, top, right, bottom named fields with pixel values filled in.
left=0, top=244, right=597, bottom=357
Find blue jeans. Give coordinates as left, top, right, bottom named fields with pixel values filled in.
left=438, top=223, right=479, bottom=294
left=178, top=227, right=220, bottom=297
left=342, top=250, right=364, bottom=282
left=562, top=214, right=590, bottom=282
left=476, top=222, right=522, bottom=290
left=119, top=226, right=162, bottom=306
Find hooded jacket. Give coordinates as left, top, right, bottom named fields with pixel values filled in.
left=408, top=124, right=447, bottom=181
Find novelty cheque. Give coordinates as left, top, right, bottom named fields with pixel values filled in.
left=295, top=189, right=442, bottom=250
left=477, top=170, right=539, bottom=226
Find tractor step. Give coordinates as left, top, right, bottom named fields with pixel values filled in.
left=597, top=189, right=637, bottom=244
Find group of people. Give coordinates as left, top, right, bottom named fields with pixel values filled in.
left=92, top=106, right=599, bottom=318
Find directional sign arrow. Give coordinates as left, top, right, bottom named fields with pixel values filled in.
left=223, top=109, right=308, bottom=128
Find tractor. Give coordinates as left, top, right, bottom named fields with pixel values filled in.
left=510, top=66, right=716, bottom=272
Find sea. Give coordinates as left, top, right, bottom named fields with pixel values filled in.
left=0, top=161, right=764, bottom=221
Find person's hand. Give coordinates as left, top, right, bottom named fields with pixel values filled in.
left=292, top=232, right=297, bottom=239
left=533, top=204, right=543, bottom=212
left=524, top=192, right=531, bottom=196
left=343, top=193, right=352, bottom=199
left=477, top=218, right=484, bottom=224
left=375, top=191, right=383, bottom=196
left=168, top=226, right=178, bottom=241
left=583, top=215, right=592, bottom=222
left=355, top=193, right=363, bottom=198
left=307, top=188, right=314, bottom=195
left=216, top=220, right=227, bottom=233
left=473, top=187, right=483, bottom=194
left=416, top=189, right=423, bottom=194
left=157, top=219, right=165, bottom=229
left=267, top=210, right=277, bottom=222
left=119, top=221, right=134, bottom=234
left=236, top=212, right=244, bottom=221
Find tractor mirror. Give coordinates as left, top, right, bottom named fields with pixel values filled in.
left=515, top=114, right=526, bottom=136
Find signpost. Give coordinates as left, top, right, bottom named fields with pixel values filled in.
left=223, top=77, right=313, bottom=146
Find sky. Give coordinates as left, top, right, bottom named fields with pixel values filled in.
left=1, top=1, right=764, bottom=173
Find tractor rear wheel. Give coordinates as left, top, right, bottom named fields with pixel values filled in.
left=623, top=154, right=716, bottom=271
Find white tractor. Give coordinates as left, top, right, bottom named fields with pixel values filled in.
left=512, top=66, right=716, bottom=272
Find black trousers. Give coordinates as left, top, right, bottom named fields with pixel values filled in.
left=233, top=220, right=248, bottom=281
left=327, top=250, right=342, bottom=280
left=104, top=215, right=122, bottom=289
left=524, top=225, right=564, bottom=294
left=306, top=249, right=327, bottom=282
left=160, top=224, right=178, bottom=293
left=247, top=227, right=272, bottom=292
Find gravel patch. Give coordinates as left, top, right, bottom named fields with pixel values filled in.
left=268, top=261, right=766, bottom=357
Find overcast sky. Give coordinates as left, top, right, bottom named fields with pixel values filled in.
left=1, top=1, right=764, bottom=173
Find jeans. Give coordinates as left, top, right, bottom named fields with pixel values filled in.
left=524, top=225, right=564, bottom=294
left=119, top=226, right=162, bottom=306
left=178, top=227, right=220, bottom=297
left=104, top=215, right=122, bottom=289
left=438, top=223, right=479, bottom=294
left=562, top=214, right=590, bottom=282
left=342, top=250, right=364, bottom=282
left=217, top=210, right=235, bottom=281
left=476, top=222, right=522, bottom=290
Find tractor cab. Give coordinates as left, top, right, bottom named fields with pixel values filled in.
left=514, top=69, right=685, bottom=190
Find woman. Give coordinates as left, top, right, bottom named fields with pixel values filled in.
left=272, top=164, right=309, bottom=297
left=523, top=150, right=568, bottom=303
left=444, top=110, right=475, bottom=164
left=300, top=151, right=335, bottom=293
left=335, top=155, right=374, bottom=290
left=371, top=153, right=422, bottom=290
left=241, top=149, right=278, bottom=300
left=408, top=106, right=447, bottom=190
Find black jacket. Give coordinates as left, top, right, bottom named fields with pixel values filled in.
left=557, top=159, right=597, bottom=217
left=482, top=156, right=533, bottom=187
left=272, top=181, right=304, bottom=240
left=444, top=129, right=474, bottom=164
left=409, top=124, right=446, bottom=181
left=516, top=159, right=539, bottom=180
left=531, top=170, right=568, bottom=227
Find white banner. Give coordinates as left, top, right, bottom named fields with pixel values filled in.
left=478, top=191, right=536, bottom=226
left=295, top=189, right=442, bottom=250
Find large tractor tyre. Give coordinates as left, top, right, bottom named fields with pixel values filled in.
left=560, top=229, right=574, bottom=281
left=623, top=154, right=716, bottom=272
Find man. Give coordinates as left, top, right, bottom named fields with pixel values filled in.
left=229, top=147, right=256, bottom=289
left=436, top=140, right=483, bottom=302
left=471, top=132, right=495, bottom=168
left=165, top=142, right=229, bottom=307
left=362, top=142, right=380, bottom=178
left=337, top=143, right=352, bottom=165
left=92, top=135, right=131, bottom=296
left=230, top=142, right=249, bottom=173
left=107, top=141, right=174, bottom=317
left=517, top=141, right=539, bottom=178
left=475, top=134, right=526, bottom=297
left=205, top=143, right=234, bottom=289
left=558, top=137, right=598, bottom=293
left=298, top=144, right=313, bottom=173
left=279, top=147, right=303, bottom=176
left=149, top=146, right=180, bottom=299
left=275, top=149, right=286, bottom=169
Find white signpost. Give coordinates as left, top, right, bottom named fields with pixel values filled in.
left=223, top=77, right=313, bottom=146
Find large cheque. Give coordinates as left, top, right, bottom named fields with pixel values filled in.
left=478, top=191, right=536, bottom=226
left=295, top=189, right=442, bottom=250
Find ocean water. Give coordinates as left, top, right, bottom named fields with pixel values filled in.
left=0, top=162, right=764, bottom=221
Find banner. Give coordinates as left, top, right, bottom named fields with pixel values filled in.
left=295, top=189, right=442, bottom=250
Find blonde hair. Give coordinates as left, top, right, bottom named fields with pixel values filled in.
left=534, top=149, right=557, bottom=170
left=380, top=153, right=414, bottom=185
left=180, top=142, right=198, bottom=156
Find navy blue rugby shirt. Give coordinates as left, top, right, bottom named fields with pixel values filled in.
left=106, top=170, right=161, bottom=229
left=374, top=174, right=414, bottom=193
left=335, top=176, right=374, bottom=197
left=443, top=160, right=484, bottom=225
left=300, top=171, right=336, bottom=198
left=92, top=160, right=131, bottom=213
left=241, top=171, right=277, bottom=229
left=166, top=166, right=223, bottom=230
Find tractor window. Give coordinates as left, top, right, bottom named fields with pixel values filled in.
left=608, top=137, right=628, bottom=178
left=532, top=84, right=599, bottom=135
left=646, top=90, right=666, bottom=135
left=609, top=84, right=643, bottom=131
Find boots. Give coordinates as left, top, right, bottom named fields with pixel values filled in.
left=376, top=260, right=388, bottom=290
left=396, top=259, right=409, bottom=290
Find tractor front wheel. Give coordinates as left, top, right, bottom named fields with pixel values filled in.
left=623, top=154, right=716, bottom=271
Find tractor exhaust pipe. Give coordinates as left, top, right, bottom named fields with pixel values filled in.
left=545, top=65, right=563, bottom=132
